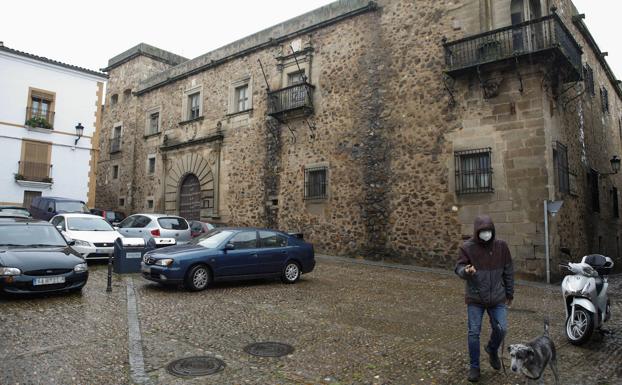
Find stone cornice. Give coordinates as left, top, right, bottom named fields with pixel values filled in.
left=159, top=132, right=224, bottom=152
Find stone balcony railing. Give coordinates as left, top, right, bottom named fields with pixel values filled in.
left=443, top=13, right=582, bottom=81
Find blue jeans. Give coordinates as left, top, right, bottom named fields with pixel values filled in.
left=467, top=303, right=508, bottom=369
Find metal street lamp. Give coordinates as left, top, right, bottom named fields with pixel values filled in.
left=544, top=199, right=563, bottom=284
left=600, top=155, right=621, bottom=176
left=74, top=123, right=84, bottom=145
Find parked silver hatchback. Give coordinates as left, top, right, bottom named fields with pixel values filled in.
left=116, top=214, right=191, bottom=245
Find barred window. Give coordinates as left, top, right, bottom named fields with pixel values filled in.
left=588, top=169, right=600, bottom=212
left=455, top=148, right=493, bottom=194
left=304, top=166, right=328, bottom=200
left=554, top=142, right=569, bottom=194
left=188, top=92, right=200, bottom=120
left=601, top=87, right=609, bottom=114
left=613, top=187, right=619, bottom=218
left=583, top=64, right=595, bottom=96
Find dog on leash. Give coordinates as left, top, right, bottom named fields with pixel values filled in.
left=508, top=320, right=560, bottom=385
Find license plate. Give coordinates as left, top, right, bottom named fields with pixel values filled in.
left=33, top=276, right=66, bottom=286
left=127, top=252, right=142, bottom=259
left=141, top=265, right=151, bottom=274
left=96, top=248, right=112, bottom=254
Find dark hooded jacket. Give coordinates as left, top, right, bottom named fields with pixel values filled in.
left=455, top=215, right=514, bottom=306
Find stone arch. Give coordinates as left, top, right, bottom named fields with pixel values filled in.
left=164, top=153, right=217, bottom=219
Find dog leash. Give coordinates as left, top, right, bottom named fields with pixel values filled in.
left=495, top=320, right=507, bottom=376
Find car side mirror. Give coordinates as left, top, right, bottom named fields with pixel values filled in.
left=47, top=207, right=54, bottom=212
left=114, top=226, right=119, bottom=230
left=56, top=225, right=63, bottom=231
left=224, top=243, right=235, bottom=251
left=67, top=240, right=76, bottom=246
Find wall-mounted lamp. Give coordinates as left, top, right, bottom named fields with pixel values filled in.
left=74, top=123, right=84, bottom=145
left=600, top=155, right=621, bottom=176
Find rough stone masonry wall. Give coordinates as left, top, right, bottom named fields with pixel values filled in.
left=96, top=56, right=173, bottom=212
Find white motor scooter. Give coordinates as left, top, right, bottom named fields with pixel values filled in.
left=561, top=253, right=614, bottom=345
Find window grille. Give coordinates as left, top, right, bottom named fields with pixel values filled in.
left=583, top=64, right=595, bottom=96
left=588, top=169, right=600, bottom=212
left=304, top=166, right=328, bottom=200
left=554, top=142, right=569, bottom=194
left=613, top=187, right=619, bottom=218
left=454, top=148, right=493, bottom=194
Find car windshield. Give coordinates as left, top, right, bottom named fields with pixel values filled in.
left=191, top=230, right=234, bottom=249
left=0, top=208, right=30, bottom=217
left=0, top=224, right=67, bottom=247
left=67, top=217, right=114, bottom=231
left=57, top=201, right=89, bottom=213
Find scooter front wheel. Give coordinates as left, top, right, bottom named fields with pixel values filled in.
left=566, top=306, right=594, bottom=345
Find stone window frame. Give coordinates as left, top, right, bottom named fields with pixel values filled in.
left=123, top=89, right=132, bottom=101
left=600, top=86, right=609, bottom=114
left=118, top=196, right=126, bottom=208
left=454, top=148, right=494, bottom=195
left=25, top=87, right=56, bottom=129
left=228, top=75, right=253, bottom=115
left=110, top=94, right=119, bottom=105
left=583, top=64, right=595, bottom=96
left=304, top=162, right=329, bottom=201
left=146, top=154, right=156, bottom=175
left=111, top=163, right=120, bottom=180
left=181, top=84, right=203, bottom=122
left=144, top=106, right=162, bottom=136
left=145, top=196, right=155, bottom=211
left=110, top=122, right=123, bottom=153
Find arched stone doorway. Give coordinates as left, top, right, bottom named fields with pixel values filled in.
left=179, top=174, right=201, bottom=221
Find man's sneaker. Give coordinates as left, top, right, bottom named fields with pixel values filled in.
left=467, top=367, right=480, bottom=382
left=485, top=345, right=501, bottom=370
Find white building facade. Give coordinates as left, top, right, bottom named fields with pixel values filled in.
left=0, top=43, right=107, bottom=209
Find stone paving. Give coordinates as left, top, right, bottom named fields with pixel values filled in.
left=1, top=256, right=620, bottom=385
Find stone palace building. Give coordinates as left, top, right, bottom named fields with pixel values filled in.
left=96, top=0, right=622, bottom=279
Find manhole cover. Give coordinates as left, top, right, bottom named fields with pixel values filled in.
left=243, top=342, right=294, bottom=357
left=166, top=356, right=225, bottom=377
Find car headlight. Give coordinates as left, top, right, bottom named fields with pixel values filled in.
left=0, top=267, right=22, bottom=276
left=74, top=263, right=88, bottom=273
left=73, top=239, right=91, bottom=247
left=155, top=258, right=174, bottom=266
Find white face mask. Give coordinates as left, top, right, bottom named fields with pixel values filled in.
left=479, top=230, right=493, bottom=242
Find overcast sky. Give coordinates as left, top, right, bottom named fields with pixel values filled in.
left=0, top=0, right=619, bottom=79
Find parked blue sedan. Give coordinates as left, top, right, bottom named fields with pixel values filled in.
left=140, top=228, right=315, bottom=291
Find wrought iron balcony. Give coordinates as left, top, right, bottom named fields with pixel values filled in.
left=25, top=107, right=55, bottom=129
left=267, top=82, right=314, bottom=122
left=110, top=137, right=121, bottom=153
left=443, top=14, right=582, bottom=81
left=16, top=161, right=53, bottom=183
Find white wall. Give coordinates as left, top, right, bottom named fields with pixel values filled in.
left=0, top=50, right=106, bottom=206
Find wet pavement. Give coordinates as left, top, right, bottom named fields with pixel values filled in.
left=1, top=256, right=621, bottom=384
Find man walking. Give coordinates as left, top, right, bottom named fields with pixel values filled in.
left=455, top=215, right=514, bottom=382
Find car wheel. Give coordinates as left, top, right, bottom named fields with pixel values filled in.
left=281, top=261, right=300, bottom=284
left=185, top=265, right=210, bottom=291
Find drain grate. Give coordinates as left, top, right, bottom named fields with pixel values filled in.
left=243, top=342, right=295, bottom=357
left=166, top=356, right=225, bottom=377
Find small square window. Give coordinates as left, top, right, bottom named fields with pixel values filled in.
left=304, top=166, right=328, bottom=200
left=188, top=93, right=200, bottom=120
left=148, top=157, right=156, bottom=174
left=147, top=199, right=154, bottom=209
left=119, top=197, right=125, bottom=207
left=235, top=84, right=249, bottom=112
left=112, top=165, right=119, bottom=179
left=455, top=148, right=493, bottom=194
left=148, top=112, right=159, bottom=135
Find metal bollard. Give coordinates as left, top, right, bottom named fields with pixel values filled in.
left=106, top=252, right=113, bottom=292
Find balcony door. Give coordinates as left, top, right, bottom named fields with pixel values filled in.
left=511, top=0, right=543, bottom=53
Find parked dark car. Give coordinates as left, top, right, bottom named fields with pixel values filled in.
left=0, top=206, right=31, bottom=218
left=0, top=217, right=88, bottom=295
left=90, top=208, right=126, bottom=226
left=141, top=228, right=315, bottom=291
left=30, top=197, right=90, bottom=221
left=189, top=220, right=215, bottom=238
